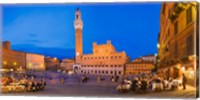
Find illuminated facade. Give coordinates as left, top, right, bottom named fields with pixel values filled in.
left=2, top=41, right=46, bottom=72
left=126, top=62, right=154, bottom=75
left=2, top=41, right=26, bottom=71
left=74, top=8, right=83, bottom=63
left=74, top=9, right=129, bottom=76
left=60, top=58, right=75, bottom=72
left=126, top=55, right=155, bottom=75
left=158, top=2, right=198, bottom=85
left=79, top=41, right=129, bottom=76
left=26, top=53, right=45, bottom=71
left=140, top=54, right=156, bottom=64
left=45, top=57, right=60, bottom=71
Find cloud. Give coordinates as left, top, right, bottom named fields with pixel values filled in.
left=2, top=8, right=74, bottom=49
left=25, top=39, right=42, bottom=44
left=29, top=33, right=38, bottom=38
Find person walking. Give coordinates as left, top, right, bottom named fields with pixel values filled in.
left=182, top=73, right=187, bottom=90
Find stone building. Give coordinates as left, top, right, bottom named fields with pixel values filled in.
left=125, top=55, right=155, bottom=75
left=26, top=53, right=45, bottom=71
left=125, top=62, right=154, bottom=75
left=158, top=2, right=198, bottom=86
left=79, top=41, right=129, bottom=76
left=60, top=58, right=75, bottom=72
left=2, top=41, right=26, bottom=71
left=73, top=8, right=129, bottom=76
left=45, top=57, right=60, bottom=71
left=140, top=54, right=156, bottom=64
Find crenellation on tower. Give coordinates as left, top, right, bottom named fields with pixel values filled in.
left=74, top=8, right=83, bottom=63
left=73, top=8, right=129, bottom=76
left=106, top=40, right=111, bottom=44
left=93, top=42, right=97, bottom=47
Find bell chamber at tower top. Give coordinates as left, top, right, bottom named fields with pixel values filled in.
left=74, top=8, right=83, bottom=30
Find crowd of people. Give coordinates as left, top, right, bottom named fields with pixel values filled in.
left=118, top=73, right=187, bottom=93
left=1, top=75, right=46, bottom=93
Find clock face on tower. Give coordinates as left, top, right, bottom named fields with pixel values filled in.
left=76, top=52, right=80, bottom=56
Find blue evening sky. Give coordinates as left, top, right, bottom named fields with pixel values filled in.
left=1, top=3, right=161, bottom=60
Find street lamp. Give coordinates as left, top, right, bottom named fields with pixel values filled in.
left=154, top=53, right=158, bottom=73
left=3, top=61, right=7, bottom=65
left=181, top=66, right=185, bottom=72
left=157, top=43, right=160, bottom=49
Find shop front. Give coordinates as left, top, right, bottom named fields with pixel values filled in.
left=181, top=61, right=196, bottom=86
left=158, top=55, right=197, bottom=86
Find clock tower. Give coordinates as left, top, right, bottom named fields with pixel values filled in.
left=74, top=8, right=83, bottom=63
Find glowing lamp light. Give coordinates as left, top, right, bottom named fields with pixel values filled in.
left=28, top=63, right=32, bottom=67
left=3, top=61, right=7, bottom=65
left=13, top=62, right=17, bottom=66
left=182, top=66, right=185, bottom=71
left=157, top=43, right=160, bottom=48
left=53, top=57, right=57, bottom=61
left=41, top=64, right=44, bottom=67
